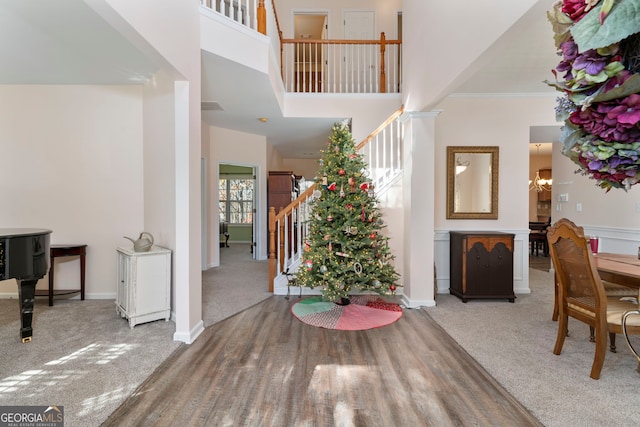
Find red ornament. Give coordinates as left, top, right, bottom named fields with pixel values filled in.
left=328, top=182, right=337, bottom=191
left=349, top=153, right=356, bottom=159
left=360, top=182, right=368, bottom=191
left=339, top=169, right=345, bottom=175
left=369, top=232, right=377, bottom=239
left=346, top=203, right=353, bottom=210
left=390, top=284, right=396, bottom=292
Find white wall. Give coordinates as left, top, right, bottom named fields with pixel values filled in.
left=402, top=0, right=541, bottom=111
left=281, top=158, right=319, bottom=180
left=0, top=85, right=144, bottom=297
left=432, top=94, right=558, bottom=295
left=283, top=95, right=402, bottom=143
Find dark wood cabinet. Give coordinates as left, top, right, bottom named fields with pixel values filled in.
left=449, top=231, right=515, bottom=303
left=268, top=171, right=299, bottom=255
left=268, top=171, right=296, bottom=213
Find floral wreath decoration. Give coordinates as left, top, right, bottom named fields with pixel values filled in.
left=547, top=0, right=640, bottom=191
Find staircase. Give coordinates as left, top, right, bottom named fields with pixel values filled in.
left=268, top=106, right=405, bottom=293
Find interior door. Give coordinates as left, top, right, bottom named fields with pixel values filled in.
left=343, top=11, right=375, bottom=92
left=293, top=13, right=327, bottom=92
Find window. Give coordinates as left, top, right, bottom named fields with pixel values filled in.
left=219, top=178, right=254, bottom=224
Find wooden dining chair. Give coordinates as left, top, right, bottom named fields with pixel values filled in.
left=547, top=218, right=640, bottom=379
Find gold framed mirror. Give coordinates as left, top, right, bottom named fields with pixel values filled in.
left=446, top=146, right=499, bottom=219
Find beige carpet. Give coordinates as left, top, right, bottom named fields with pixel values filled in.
left=428, top=267, right=640, bottom=427
left=0, top=243, right=269, bottom=427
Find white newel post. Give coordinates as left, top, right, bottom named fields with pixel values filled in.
left=400, top=111, right=440, bottom=308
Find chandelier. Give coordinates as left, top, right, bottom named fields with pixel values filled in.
left=529, top=144, right=552, bottom=192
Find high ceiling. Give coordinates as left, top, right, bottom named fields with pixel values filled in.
left=0, top=0, right=561, bottom=157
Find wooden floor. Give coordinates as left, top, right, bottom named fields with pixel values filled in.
left=103, top=297, right=542, bottom=427
left=529, top=253, right=551, bottom=272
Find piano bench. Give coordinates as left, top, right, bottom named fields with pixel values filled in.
left=35, top=244, right=87, bottom=306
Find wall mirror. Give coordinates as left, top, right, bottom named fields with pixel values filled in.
left=446, top=146, right=499, bottom=219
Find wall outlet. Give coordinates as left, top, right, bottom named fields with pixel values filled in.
left=558, top=193, right=569, bottom=202
left=576, top=203, right=582, bottom=212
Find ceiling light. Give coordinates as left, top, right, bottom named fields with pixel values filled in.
left=455, top=157, right=470, bottom=175
left=258, top=117, right=268, bottom=123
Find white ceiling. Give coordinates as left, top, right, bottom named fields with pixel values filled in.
left=0, top=1, right=159, bottom=84
left=0, top=0, right=561, bottom=157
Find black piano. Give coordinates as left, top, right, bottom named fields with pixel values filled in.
left=0, top=228, right=51, bottom=342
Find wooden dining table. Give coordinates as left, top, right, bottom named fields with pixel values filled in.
left=594, top=253, right=640, bottom=289
left=552, top=252, right=640, bottom=322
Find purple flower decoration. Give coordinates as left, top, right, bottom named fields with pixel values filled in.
left=547, top=1, right=640, bottom=191
left=573, top=49, right=608, bottom=75
left=607, top=94, right=640, bottom=126
left=561, top=41, right=578, bottom=61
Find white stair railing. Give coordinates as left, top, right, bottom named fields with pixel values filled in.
left=200, top=0, right=258, bottom=30
left=268, top=187, right=315, bottom=290
left=356, top=107, right=405, bottom=191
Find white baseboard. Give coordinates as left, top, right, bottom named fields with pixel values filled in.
left=401, top=294, right=436, bottom=308
left=173, top=320, right=204, bottom=344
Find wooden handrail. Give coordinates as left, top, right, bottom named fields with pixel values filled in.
left=356, top=105, right=405, bottom=151
left=272, top=185, right=315, bottom=223
left=281, top=38, right=401, bottom=45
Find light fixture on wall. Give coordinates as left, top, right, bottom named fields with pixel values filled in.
left=529, top=144, right=552, bottom=192
left=455, top=157, right=470, bottom=175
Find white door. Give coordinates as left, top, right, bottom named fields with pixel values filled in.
left=343, top=11, right=375, bottom=92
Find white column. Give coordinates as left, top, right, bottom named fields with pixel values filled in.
left=400, top=110, right=440, bottom=308
left=173, top=81, right=204, bottom=344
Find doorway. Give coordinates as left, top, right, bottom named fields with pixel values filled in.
left=218, top=164, right=256, bottom=262
left=528, top=143, right=553, bottom=223
left=293, top=12, right=328, bottom=92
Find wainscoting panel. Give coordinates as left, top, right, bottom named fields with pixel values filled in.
left=581, top=225, right=640, bottom=255
left=435, top=229, right=531, bottom=297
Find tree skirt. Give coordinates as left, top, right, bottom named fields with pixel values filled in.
left=291, top=295, right=402, bottom=331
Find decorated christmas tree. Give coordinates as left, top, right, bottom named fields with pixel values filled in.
left=296, top=122, right=400, bottom=302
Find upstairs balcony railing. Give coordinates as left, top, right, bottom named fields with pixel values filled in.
left=201, top=0, right=401, bottom=94
left=281, top=34, right=401, bottom=94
